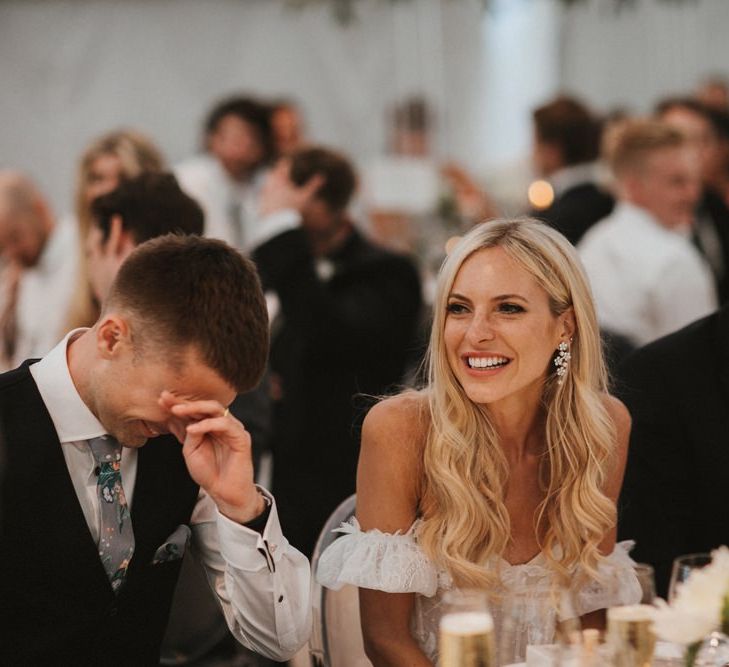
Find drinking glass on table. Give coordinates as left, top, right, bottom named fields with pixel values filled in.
left=633, top=563, right=656, bottom=604
left=439, top=589, right=496, bottom=667
left=607, top=604, right=656, bottom=667
left=668, top=553, right=711, bottom=602
left=498, top=587, right=580, bottom=666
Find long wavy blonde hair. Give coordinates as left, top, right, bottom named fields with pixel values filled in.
left=418, top=218, right=616, bottom=590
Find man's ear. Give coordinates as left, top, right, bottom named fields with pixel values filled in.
left=96, top=314, right=132, bottom=360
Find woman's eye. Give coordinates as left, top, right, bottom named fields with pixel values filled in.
left=498, top=302, right=524, bottom=314
left=446, top=302, right=468, bottom=315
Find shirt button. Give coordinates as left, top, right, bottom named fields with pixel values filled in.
left=269, top=543, right=277, bottom=553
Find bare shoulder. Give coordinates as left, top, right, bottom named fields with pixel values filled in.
left=600, top=393, right=631, bottom=497
left=357, top=391, right=430, bottom=531
left=363, top=391, right=430, bottom=455
left=601, top=393, right=631, bottom=446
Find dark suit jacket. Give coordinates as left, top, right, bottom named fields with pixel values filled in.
left=253, top=227, right=423, bottom=556
left=616, top=306, right=729, bottom=598
left=536, top=182, right=614, bottom=246
left=697, top=188, right=729, bottom=303
left=0, top=362, right=199, bottom=665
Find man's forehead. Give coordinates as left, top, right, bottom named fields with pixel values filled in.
left=140, top=341, right=235, bottom=399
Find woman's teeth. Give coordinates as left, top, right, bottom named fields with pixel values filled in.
left=467, top=356, right=509, bottom=369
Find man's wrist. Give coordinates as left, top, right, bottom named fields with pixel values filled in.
left=218, top=489, right=269, bottom=525
left=242, top=492, right=272, bottom=533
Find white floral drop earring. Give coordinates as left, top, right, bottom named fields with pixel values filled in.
left=554, top=339, right=572, bottom=384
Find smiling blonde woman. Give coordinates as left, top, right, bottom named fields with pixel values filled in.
left=317, top=218, right=641, bottom=666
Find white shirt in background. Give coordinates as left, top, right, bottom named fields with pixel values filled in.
left=174, top=155, right=268, bottom=252
left=29, top=330, right=311, bottom=660
left=578, top=201, right=717, bottom=347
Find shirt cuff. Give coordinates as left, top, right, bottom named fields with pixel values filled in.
left=215, top=486, right=288, bottom=573
left=249, top=209, right=301, bottom=249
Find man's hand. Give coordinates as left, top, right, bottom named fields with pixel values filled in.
left=159, top=391, right=266, bottom=524
left=258, top=157, right=325, bottom=216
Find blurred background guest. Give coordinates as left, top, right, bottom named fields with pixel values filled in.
left=579, top=119, right=716, bottom=347
left=365, top=95, right=443, bottom=255
left=253, top=146, right=423, bottom=557
left=65, top=129, right=165, bottom=331
left=84, top=172, right=203, bottom=302
left=365, top=95, right=498, bottom=303
left=656, top=97, right=729, bottom=301
left=531, top=95, right=614, bottom=246
left=0, top=171, right=77, bottom=370
left=175, top=95, right=275, bottom=251
left=271, top=99, right=307, bottom=158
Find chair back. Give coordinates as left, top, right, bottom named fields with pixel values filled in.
left=310, top=494, right=373, bottom=667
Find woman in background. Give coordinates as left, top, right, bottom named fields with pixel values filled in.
left=65, top=129, right=164, bottom=329
left=318, top=218, right=641, bottom=665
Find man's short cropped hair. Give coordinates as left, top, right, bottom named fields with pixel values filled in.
left=106, top=235, right=269, bottom=393
left=608, top=119, right=686, bottom=178
left=532, top=95, right=602, bottom=166
left=289, top=146, right=357, bottom=213
left=90, top=173, right=204, bottom=244
left=204, top=95, right=275, bottom=163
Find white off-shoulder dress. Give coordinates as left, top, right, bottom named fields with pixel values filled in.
left=317, top=518, right=642, bottom=664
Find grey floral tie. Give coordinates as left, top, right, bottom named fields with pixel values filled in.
left=88, top=436, right=134, bottom=593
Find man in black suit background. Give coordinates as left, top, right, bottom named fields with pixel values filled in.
left=532, top=95, right=614, bottom=246
left=0, top=235, right=310, bottom=665
left=252, top=146, right=423, bottom=557
left=617, top=305, right=729, bottom=598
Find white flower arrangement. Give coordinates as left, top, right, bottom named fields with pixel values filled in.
left=652, top=547, right=729, bottom=646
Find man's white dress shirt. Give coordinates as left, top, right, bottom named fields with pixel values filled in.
left=29, top=331, right=311, bottom=661
left=175, top=155, right=272, bottom=252
left=0, top=218, right=78, bottom=371
left=579, top=201, right=717, bottom=346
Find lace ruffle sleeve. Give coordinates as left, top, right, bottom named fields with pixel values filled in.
left=316, top=518, right=439, bottom=597
left=573, top=540, right=643, bottom=616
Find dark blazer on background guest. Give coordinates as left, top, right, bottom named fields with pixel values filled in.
left=537, top=182, right=614, bottom=246
left=254, top=226, right=423, bottom=557
left=617, top=305, right=729, bottom=598
left=696, top=188, right=729, bottom=303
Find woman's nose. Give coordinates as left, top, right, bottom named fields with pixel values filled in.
left=466, top=312, right=495, bottom=343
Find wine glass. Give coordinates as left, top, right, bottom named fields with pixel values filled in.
left=634, top=563, right=656, bottom=604
left=668, top=553, right=711, bottom=602
left=695, top=631, right=729, bottom=667
left=498, top=586, right=580, bottom=666
left=439, top=588, right=495, bottom=667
